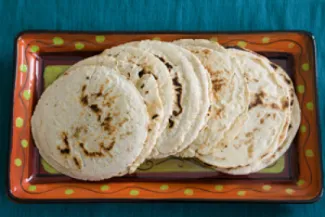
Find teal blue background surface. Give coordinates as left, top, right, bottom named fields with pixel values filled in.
left=1, top=0, right=325, bottom=216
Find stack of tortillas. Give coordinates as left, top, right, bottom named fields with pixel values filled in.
left=31, top=39, right=301, bottom=181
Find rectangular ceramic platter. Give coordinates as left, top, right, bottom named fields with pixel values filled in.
left=9, top=31, right=322, bottom=203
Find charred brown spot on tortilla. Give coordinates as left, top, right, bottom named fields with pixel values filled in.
left=93, top=84, right=104, bottom=97
left=145, top=90, right=149, bottom=94
left=246, top=132, right=253, bottom=138
left=281, top=99, right=289, bottom=109
left=271, top=113, right=276, bottom=120
left=79, top=142, right=104, bottom=157
left=152, top=114, right=159, bottom=120
left=211, top=77, right=226, bottom=92
left=155, top=55, right=173, bottom=71
left=140, top=84, right=145, bottom=89
left=290, top=100, right=294, bottom=106
left=80, top=85, right=88, bottom=106
left=118, top=118, right=128, bottom=127
left=248, top=145, right=254, bottom=158
left=138, top=69, right=146, bottom=78
left=57, top=132, right=70, bottom=155
left=73, top=126, right=88, bottom=138
left=101, top=114, right=117, bottom=134
left=73, top=127, right=82, bottom=138
left=260, top=118, right=265, bottom=124
left=172, top=76, right=183, bottom=116
left=203, top=49, right=211, bottom=55
left=168, top=118, right=174, bottom=128
left=289, top=124, right=293, bottom=129
left=73, top=157, right=81, bottom=169
left=100, top=141, right=115, bottom=152
left=249, top=91, right=265, bottom=110
left=81, top=96, right=88, bottom=105
left=86, top=76, right=90, bottom=80
left=260, top=152, right=269, bottom=159
left=90, top=104, right=101, bottom=113
left=271, top=103, right=280, bottom=109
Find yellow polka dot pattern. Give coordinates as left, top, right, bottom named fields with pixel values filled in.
left=300, top=125, right=307, bottom=133
left=14, top=158, right=22, bottom=167
left=160, top=184, right=169, bottom=191
left=28, top=185, right=36, bottom=192
left=306, top=102, right=314, bottom=110
left=15, top=117, right=24, bottom=128
left=20, top=64, right=28, bottom=73
left=21, top=139, right=28, bottom=148
left=237, top=41, right=247, bottom=48
left=52, top=37, right=64, bottom=45
left=297, top=85, right=305, bottom=94
left=75, top=42, right=85, bottom=50
left=184, top=189, right=194, bottom=196
left=65, top=189, right=74, bottom=195
left=262, top=185, right=272, bottom=191
left=129, top=190, right=139, bottom=196
left=30, top=45, right=39, bottom=53
left=96, top=35, right=105, bottom=43
left=297, top=179, right=305, bottom=187
left=262, top=37, right=270, bottom=43
left=237, top=191, right=246, bottom=196
left=285, top=188, right=295, bottom=195
left=302, top=63, right=310, bottom=71
left=100, top=185, right=110, bottom=191
left=214, top=185, right=223, bottom=191
left=23, top=90, right=31, bottom=100
left=305, top=149, right=314, bottom=157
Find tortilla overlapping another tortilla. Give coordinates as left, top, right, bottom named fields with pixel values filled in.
left=32, top=64, right=149, bottom=180
left=66, top=55, right=164, bottom=173
left=174, top=39, right=250, bottom=158
left=124, top=40, right=210, bottom=159
left=31, top=38, right=302, bottom=180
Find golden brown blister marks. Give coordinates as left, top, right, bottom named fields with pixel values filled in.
left=152, top=114, right=159, bottom=120
left=248, top=145, right=254, bottom=159
left=155, top=55, right=173, bottom=71
left=271, top=103, right=280, bottom=110
left=281, top=98, right=290, bottom=110
left=79, top=143, right=104, bottom=157
left=73, top=126, right=88, bottom=139
left=57, top=132, right=70, bottom=155
left=73, top=157, right=82, bottom=169
left=249, top=91, right=265, bottom=110
left=260, top=118, right=265, bottom=124
left=80, top=85, right=88, bottom=106
left=140, top=84, right=145, bottom=89
left=172, top=76, right=183, bottom=116
left=211, top=77, right=226, bottom=93
left=90, top=104, right=102, bottom=121
left=168, top=119, right=174, bottom=128
left=245, top=132, right=253, bottom=138
left=92, top=84, right=104, bottom=97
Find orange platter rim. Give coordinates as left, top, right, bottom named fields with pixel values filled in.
left=8, top=31, right=323, bottom=203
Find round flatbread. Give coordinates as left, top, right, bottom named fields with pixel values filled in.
left=66, top=55, right=164, bottom=172
left=101, top=46, right=174, bottom=136
left=32, top=65, right=149, bottom=180
left=217, top=94, right=300, bottom=174
left=173, top=41, right=249, bottom=158
left=123, top=40, right=206, bottom=158
left=196, top=48, right=292, bottom=169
